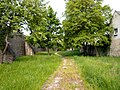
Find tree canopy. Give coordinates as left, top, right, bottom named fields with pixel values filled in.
left=0, top=0, right=63, bottom=57
left=0, top=0, right=113, bottom=61
left=0, top=0, right=49, bottom=63
left=0, top=0, right=24, bottom=50
left=25, top=5, right=63, bottom=54
left=44, top=6, right=63, bottom=53
left=63, top=0, right=112, bottom=51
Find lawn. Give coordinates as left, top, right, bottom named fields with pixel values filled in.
left=74, top=56, right=120, bottom=90
left=0, top=55, right=61, bottom=90
left=1, top=51, right=120, bottom=90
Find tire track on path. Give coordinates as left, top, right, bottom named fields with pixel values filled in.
left=42, top=57, right=85, bottom=90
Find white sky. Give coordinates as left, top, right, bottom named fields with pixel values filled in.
left=45, top=0, right=120, bottom=21
left=103, top=0, right=120, bottom=11
left=45, top=0, right=65, bottom=22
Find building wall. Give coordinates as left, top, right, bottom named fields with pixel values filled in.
left=110, top=38, right=120, bottom=56
left=3, top=51, right=14, bottom=63
left=0, top=33, right=35, bottom=63
left=25, top=42, right=34, bottom=55
left=111, top=12, right=120, bottom=39
left=110, top=11, right=120, bottom=56
left=9, top=33, right=25, bottom=57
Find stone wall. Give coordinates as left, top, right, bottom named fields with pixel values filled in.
left=110, top=38, right=120, bottom=56
left=3, top=50, right=14, bottom=63
left=0, top=33, right=35, bottom=63
left=80, top=46, right=108, bottom=56
left=9, top=33, right=25, bottom=57
left=0, top=46, right=15, bottom=63
left=34, top=47, right=46, bottom=53
left=9, top=33, right=35, bottom=57
left=25, top=42, right=34, bottom=55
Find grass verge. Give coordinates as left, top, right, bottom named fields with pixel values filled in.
left=0, top=55, right=61, bottom=90
left=73, top=56, right=120, bottom=90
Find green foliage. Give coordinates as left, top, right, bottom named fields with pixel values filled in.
left=21, top=0, right=46, bottom=34
left=0, top=55, right=61, bottom=90
left=44, top=6, right=63, bottom=50
left=22, top=0, right=48, bottom=48
left=74, top=56, right=120, bottom=90
left=26, top=5, right=63, bottom=53
left=0, top=0, right=63, bottom=57
left=0, top=0, right=24, bottom=50
left=63, top=0, right=112, bottom=49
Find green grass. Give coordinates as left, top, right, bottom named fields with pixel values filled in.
left=36, top=50, right=80, bottom=56
left=36, top=51, right=56, bottom=55
left=0, top=55, right=61, bottom=90
left=74, top=56, right=120, bottom=90
left=58, top=50, right=80, bottom=56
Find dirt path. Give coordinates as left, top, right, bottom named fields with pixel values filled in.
left=42, top=58, right=85, bottom=90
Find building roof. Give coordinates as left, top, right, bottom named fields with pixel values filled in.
left=115, top=11, right=120, bottom=16
left=110, top=11, right=120, bottom=25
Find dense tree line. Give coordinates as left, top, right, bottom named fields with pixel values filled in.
left=0, top=0, right=113, bottom=63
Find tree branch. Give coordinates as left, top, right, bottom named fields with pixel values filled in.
left=2, top=35, right=9, bottom=55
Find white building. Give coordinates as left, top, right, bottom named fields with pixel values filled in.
left=110, top=11, right=120, bottom=56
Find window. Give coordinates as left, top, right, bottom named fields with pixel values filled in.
left=114, top=28, right=118, bottom=36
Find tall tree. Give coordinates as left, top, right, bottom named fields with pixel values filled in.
left=21, top=0, right=47, bottom=47
left=26, top=6, right=62, bottom=54
left=0, top=0, right=24, bottom=63
left=44, top=6, right=62, bottom=54
left=63, top=0, right=112, bottom=55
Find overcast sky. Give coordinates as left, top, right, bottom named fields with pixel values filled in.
left=45, top=0, right=120, bottom=21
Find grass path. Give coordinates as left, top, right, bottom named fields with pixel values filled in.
left=42, top=57, right=85, bottom=90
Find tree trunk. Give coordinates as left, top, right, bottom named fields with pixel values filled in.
left=0, top=35, right=9, bottom=64
left=83, top=45, right=87, bottom=56
left=72, top=47, right=74, bottom=51
left=0, top=50, right=3, bottom=64
left=95, top=46, right=99, bottom=56
left=47, top=48, right=50, bottom=55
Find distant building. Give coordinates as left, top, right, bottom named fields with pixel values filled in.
left=110, top=11, right=120, bottom=56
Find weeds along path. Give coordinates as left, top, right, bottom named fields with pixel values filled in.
left=42, top=57, right=85, bottom=90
